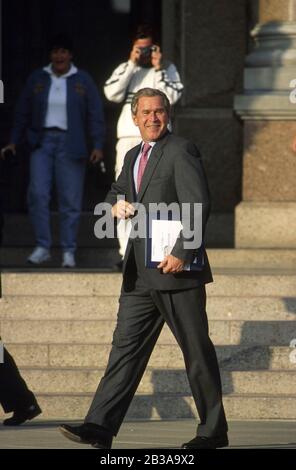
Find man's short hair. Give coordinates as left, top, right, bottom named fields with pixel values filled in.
left=131, top=88, right=171, bottom=116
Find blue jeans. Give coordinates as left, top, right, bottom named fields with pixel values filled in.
left=27, top=130, right=86, bottom=253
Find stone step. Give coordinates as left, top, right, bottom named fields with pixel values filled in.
left=2, top=248, right=296, bottom=270
left=0, top=247, right=120, bottom=269
left=1, top=271, right=296, bottom=297
left=1, top=295, right=295, bottom=321
left=224, top=394, right=296, bottom=420
left=16, top=368, right=296, bottom=396
left=1, top=393, right=296, bottom=420
left=4, top=344, right=295, bottom=371
left=1, top=273, right=123, bottom=297
left=208, top=249, right=296, bottom=270
left=1, top=318, right=296, bottom=346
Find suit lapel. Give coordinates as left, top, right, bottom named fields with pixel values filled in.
left=128, top=144, right=142, bottom=202
left=137, top=133, right=170, bottom=202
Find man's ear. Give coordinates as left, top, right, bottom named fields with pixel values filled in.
left=132, top=114, right=139, bottom=127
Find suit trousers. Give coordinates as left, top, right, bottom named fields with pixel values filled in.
left=85, top=275, right=228, bottom=437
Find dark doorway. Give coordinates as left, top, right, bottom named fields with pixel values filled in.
left=0, top=0, right=162, bottom=213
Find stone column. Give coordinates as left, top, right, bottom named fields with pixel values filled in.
left=234, top=0, right=296, bottom=248
left=162, top=0, right=247, bottom=247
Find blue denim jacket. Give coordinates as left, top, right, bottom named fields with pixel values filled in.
left=11, top=67, right=105, bottom=159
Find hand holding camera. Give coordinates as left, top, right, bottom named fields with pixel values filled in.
left=129, top=44, right=142, bottom=64
left=130, top=44, right=162, bottom=70
left=150, top=45, right=162, bottom=71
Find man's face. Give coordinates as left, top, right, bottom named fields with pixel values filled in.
left=50, top=48, right=72, bottom=75
left=133, top=95, right=169, bottom=142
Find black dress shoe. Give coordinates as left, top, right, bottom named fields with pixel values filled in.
left=59, top=423, right=113, bottom=449
left=3, top=403, right=42, bottom=426
left=181, top=434, right=229, bottom=449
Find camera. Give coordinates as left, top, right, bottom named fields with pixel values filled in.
left=139, top=45, right=157, bottom=59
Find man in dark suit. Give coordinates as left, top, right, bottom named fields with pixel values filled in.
left=60, top=88, right=228, bottom=449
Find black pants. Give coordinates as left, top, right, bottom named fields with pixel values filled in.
left=85, top=275, right=228, bottom=437
left=0, top=345, right=36, bottom=413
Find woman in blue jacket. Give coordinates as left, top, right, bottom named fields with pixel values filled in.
left=1, top=34, right=105, bottom=267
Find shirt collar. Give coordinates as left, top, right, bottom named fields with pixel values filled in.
left=141, top=141, right=157, bottom=150
left=43, top=63, right=78, bottom=78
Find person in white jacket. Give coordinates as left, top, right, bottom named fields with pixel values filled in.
left=104, top=25, right=184, bottom=264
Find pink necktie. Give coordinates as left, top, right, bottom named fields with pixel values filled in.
left=137, top=142, right=151, bottom=192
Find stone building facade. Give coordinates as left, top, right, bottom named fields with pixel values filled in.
left=1, top=0, right=295, bottom=249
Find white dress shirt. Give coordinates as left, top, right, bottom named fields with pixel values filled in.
left=43, top=63, right=78, bottom=130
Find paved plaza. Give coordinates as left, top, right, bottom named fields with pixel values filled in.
left=0, top=420, right=296, bottom=449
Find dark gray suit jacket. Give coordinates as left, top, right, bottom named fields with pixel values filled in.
left=105, top=132, right=213, bottom=290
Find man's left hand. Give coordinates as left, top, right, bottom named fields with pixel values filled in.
left=151, top=45, right=163, bottom=71
left=90, top=149, right=104, bottom=163
left=157, top=255, right=185, bottom=274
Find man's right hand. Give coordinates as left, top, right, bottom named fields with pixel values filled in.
left=1, top=144, right=16, bottom=159
left=111, top=200, right=135, bottom=219
left=129, top=45, right=141, bottom=65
